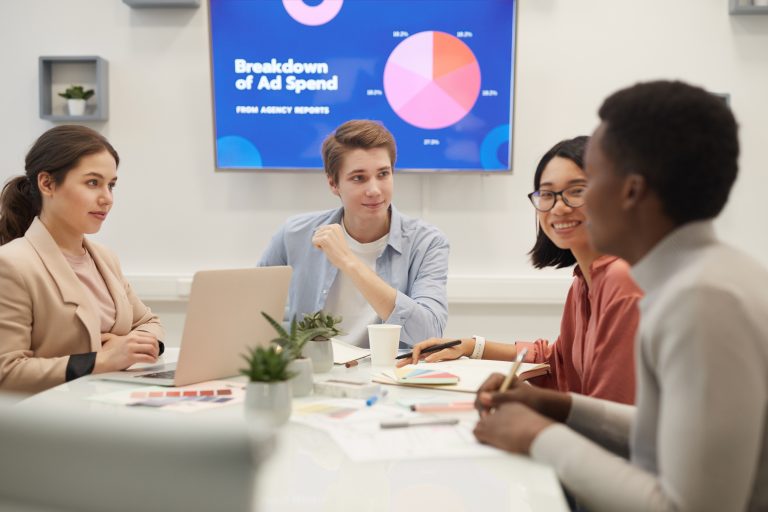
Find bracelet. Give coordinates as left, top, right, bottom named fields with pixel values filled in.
left=470, top=335, right=486, bottom=359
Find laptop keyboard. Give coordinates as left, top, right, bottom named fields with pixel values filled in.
left=138, top=370, right=176, bottom=379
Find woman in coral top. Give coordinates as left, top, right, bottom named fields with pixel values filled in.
left=398, top=136, right=641, bottom=404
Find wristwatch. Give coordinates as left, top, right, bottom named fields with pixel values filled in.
left=470, top=335, right=486, bottom=359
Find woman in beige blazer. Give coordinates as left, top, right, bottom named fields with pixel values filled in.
left=0, top=125, right=165, bottom=394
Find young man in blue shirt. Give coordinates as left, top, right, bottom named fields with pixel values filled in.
left=258, top=120, right=449, bottom=347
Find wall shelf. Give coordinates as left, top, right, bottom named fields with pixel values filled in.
left=39, top=56, right=108, bottom=122
left=123, top=0, right=200, bottom=7
left=729, top=0, right=768, bottom=14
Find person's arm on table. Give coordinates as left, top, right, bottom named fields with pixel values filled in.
left=397, top=337, right=518, bottom=366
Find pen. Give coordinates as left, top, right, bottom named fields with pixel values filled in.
left=409, top=401, right=475, bottom=413
left=380, top=418, right=460, bottom=429
left=395, top=339, right=462, bottom=360
left=499, top=348, right=528, bottom=392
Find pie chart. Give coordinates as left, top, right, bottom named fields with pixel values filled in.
left=383, top=31, right=481, bottom=130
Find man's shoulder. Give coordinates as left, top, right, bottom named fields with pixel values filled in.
left=281, top=208, right=342, bottom=234
left=661, top=241, right=768, bottom=308
left=394, top=209, right=449, bottom=246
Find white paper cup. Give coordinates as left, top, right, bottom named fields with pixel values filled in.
left=367, top=324, right=401, bottom=367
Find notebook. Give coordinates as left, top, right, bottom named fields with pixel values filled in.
left=393, top=366, right=460, bottom=385
left=96, top=266, right=291, bottom=386
left=372, top=358, right=550, bottom=393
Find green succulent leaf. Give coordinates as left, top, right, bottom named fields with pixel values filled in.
left=239, top=344, right=294, bottom=382
left=58, top=85, right=95, bottom=100
left=297, top=310, right=345, bottom=339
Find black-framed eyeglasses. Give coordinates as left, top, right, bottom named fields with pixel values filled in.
left=527, top=185, right=587, bottom=212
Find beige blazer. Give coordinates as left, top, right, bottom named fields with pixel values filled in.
left=0, top=218, right=164, bottom=394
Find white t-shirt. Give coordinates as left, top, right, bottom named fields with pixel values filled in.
left=323, top=222, right=389, bottom=347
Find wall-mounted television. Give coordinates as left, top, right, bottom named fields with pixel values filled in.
left=208, top=0, right=516, bottom=172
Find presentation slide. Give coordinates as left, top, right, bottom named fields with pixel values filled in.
left=209, top=0, right=515, bottom=172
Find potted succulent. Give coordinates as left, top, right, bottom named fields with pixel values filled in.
left=261, top=312, right=325, bottom=397
left=58, top=85, right=94, bottom=116
left=240, top=344, right=294, bottom=426
left=298, top=311, right=344, bottom=373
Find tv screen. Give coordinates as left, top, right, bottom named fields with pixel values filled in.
left=208, top=0, right=516, bottom=172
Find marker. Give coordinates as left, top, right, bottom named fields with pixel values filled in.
left=395, top=339, right=462, bottom=361
left=365, top=389, right=388, bottom=406
left=380, top=418, right=459, bottom=429
left=409, top=401, right=475, bottom=413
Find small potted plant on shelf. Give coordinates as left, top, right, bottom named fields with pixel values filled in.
left=261, top=312, right=325, bottom=397
left=240, top=343, right=294, bottom=426
left=58, top=85, right=94, bottom=116
left=298, top=311, right=345, bottom=373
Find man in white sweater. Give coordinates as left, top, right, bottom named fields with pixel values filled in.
left=473, top=80, right=768, bottom=511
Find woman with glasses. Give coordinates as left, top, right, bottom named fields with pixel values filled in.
left=398, top=136, right=642, bottom=404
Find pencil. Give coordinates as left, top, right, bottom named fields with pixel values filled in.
left=499, top=348, right=528, bottom=392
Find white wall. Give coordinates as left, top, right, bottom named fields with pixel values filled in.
left=2, top=0, right=767, bottom=345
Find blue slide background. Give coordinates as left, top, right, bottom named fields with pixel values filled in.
left=209, top=0, right=515, bottom=171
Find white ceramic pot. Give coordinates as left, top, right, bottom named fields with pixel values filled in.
left=244, top=381, right=291, bottom=426
left=67, top=99, right=86, bottom=116
left=287, top=358, right=313, bottom=397
left=303, top=338, right=334, bottom=373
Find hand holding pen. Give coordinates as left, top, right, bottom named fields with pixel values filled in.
left=395, top=338, right=470, bottom=367
left=474, top=349, right=571, bottom=422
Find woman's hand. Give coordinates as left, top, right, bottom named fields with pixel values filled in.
left=474, top=372, right=572, bottom=422
left=94, top=330, right=160, bottom=373
left=395, top=337, right=474, bottom=367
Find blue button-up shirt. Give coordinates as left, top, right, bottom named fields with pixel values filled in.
left=257, top=206, right=449, bottom=346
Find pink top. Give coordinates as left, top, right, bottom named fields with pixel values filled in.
left=64, top=249, right=116, bottom=333
left=516, top=255, right=642, bottom=404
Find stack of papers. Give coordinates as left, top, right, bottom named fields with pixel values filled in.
left=332, top=338, right=370, bottom=364
left=291, top=398, right=499, bottom=461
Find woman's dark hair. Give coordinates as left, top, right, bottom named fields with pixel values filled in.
left=528, top=136, right=589, bottom=269
left=0, top=125, right=118, bottom=245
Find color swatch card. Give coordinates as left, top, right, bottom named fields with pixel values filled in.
left=394, top=366, right=460, bottom=385
left=88, top=380, right=245, bottom=413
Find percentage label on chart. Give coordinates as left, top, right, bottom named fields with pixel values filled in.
left=392, top=31, right=409, bottom=38
left=481, top=89, right=499, bottom=97
left=423, top=139, right=441, bottom=146
left=366, top=89, right=383, bottom=96
left=456, top=31, right=474, bottom=38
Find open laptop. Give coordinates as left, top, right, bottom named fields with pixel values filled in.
left=98, top=266, right=291, bottom=386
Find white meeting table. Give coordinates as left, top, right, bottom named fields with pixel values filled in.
left=21, top=349, right=569, bottom=512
